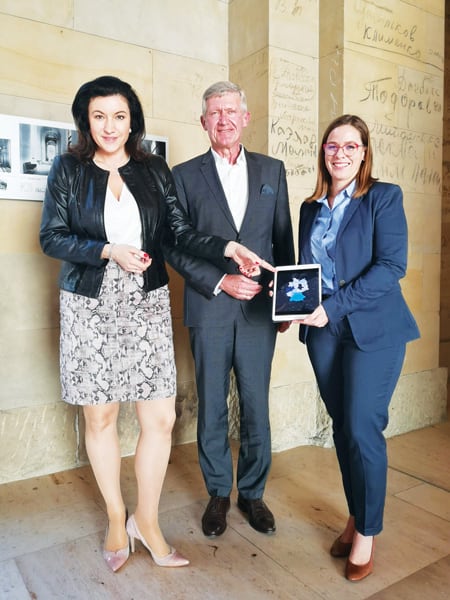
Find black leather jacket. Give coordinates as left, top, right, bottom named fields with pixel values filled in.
left=40, top=153, right=228, bottom=297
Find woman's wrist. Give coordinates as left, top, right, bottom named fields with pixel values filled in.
left=224, top=241, right=238, bottom=258
left=103, top=243, right=115, bottom=260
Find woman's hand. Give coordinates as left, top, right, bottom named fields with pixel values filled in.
left=298, top=304, right=329, bottom=327
left=103, top=244, right=152, bottom=274
left=224, top=241, right=275, bottom=277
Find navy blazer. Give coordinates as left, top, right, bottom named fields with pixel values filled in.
left=298, top=181, right=419, bottom=351
left=165, top=149, right=295, bottom=327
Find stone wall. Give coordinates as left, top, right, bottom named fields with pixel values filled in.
left=0, top=0, right=446, bottom=484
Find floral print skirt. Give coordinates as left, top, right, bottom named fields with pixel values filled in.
left=59, top=261, right=176, bottom=405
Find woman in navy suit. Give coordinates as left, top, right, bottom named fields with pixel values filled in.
left=298, top=115, right=419, bottom=581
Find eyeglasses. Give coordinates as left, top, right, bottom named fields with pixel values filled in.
left=322, top=142, right=365, bottom=156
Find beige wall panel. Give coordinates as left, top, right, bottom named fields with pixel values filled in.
left=74, top=0, right=228, bottom=65
left=172, top=381, right=198, bottom=445
left=409, top=0, right=443, bottom=17
left=412, top=312, right=440, bottom=370
left=0, top=327, right=60, bottom=410
left=0, top=201, right=42, bottom=254
left=144, top=120, right=209, bottom=168
left=402, top=195, right=423, bottom=255
left=167, top=268, right=185, bottom=320
left=421, top=195, right=442, bottom=254
left=406, top=193, right=442, bottom=256
left=319, top=50, right=344, bottom=122
left=384, top=368, right=447, bottom=437
left=0, top=0, right=73, bottom=26
left=0, top=14, right=153, bottom=113
left=402, top=338, right=423, bottom=373
left=242, top=116, right=269, bottom=156
left=269, top=383, right=331, bottom=452
left=319, top=0, right=344, bottom=59
left=285, top=180, right=310, bottom=228
left=230, top=49, right=269, bottom=123
left=0, top=254, right=59, bottom=333
left=269, top=49, right=318, bottom=183
left=229, top=0, right=269, bottom=64
left=422, top=252, right=441, bottom=314
left=402, top=340, right=421, bottom=374
left=152, top=52, right=227, bottom=124
left=269, top=0, right=319, bottom=56
left=401, top=263, right=422, bottom=315
left=0, top=95, right=72, bottom=125
left=172, top=320, right=194, bottom=385
left=345, top=0, right=443, bottom=73
left=395, top=66, right=443, bottom=135
left=271, top=332, right=315, bottom=387
left=0, top=403, right=78, bottom=483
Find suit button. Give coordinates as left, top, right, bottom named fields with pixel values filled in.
left=338, top=280, right=346, bottom=288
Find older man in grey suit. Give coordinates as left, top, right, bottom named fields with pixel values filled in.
left=165, top=81, right=294, bottom=537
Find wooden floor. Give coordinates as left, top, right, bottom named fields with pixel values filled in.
left=1, top=418, right=449, bottom=599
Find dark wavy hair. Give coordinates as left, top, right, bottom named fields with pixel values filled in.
left=306, top=114, right=377, bottom=202
left=69, top=75, right=147, bottom=162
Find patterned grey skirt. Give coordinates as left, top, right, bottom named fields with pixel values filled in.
left=59, top=261, right=176, bottom=405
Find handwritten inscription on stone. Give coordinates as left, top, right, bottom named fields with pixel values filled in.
left=370, top=122, right=441, bottom=193
left=360, top=74, right=442, bottom=128
left=350, top=0, right=442, bottom=70
left=273, top=0, right=314, bottom=17
left=270, top=56, right=317, bottom=179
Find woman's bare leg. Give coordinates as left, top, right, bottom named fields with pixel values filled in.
left=133, top=397, right=176, bottom=557
left=83, top=403, right=127, bottom=551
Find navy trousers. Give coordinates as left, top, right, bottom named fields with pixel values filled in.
left=306, top=317, right=405, bottom=535
left=189, top=312, right=277, bottom=499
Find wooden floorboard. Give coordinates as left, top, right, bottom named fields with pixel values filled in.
left=1, top=418, right=449, bottom=599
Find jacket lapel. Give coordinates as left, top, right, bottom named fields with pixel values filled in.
left=200, top=151, right=237, bottom=231
left=335, top=196, right=361, bottom=243
left=239, top=150, right=262, bottom=233
left=300, top=202, right=320, bottom=263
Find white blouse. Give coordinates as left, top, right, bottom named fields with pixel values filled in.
left=104, top=183, right=142, bottom=248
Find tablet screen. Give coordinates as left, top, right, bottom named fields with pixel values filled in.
left=272, top=264, right=322, bottom=321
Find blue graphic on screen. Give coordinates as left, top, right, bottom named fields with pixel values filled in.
left=275, top=268, right=320, bottom=316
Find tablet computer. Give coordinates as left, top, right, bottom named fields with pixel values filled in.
left=272, top=264, right=322, bottom=322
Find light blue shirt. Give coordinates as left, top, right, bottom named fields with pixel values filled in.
left=310, top=180, right=355, bottom=295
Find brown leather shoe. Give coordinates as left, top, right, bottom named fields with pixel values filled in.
left=345, top=539, right=375, bottom=582
left=237, top=495, right=276, bottom=534
left=201, top=496, right=230, bottom=537
left=330, top=535, right=352, bottom=558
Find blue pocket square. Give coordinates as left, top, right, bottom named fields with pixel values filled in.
left=260, top=183, right=274, bottom=195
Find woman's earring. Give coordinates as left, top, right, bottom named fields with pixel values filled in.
left=129, top=128, right=132, bottom=133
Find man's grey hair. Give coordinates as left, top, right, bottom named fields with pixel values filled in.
left=202, top=81, right=248, bottom=116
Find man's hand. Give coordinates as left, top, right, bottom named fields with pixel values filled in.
left=224, top=241, right=275, bottom=276
left=220, top=274, right=263, bottom=300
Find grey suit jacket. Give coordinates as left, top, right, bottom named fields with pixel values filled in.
left=165, top=149, right=295, bottom=327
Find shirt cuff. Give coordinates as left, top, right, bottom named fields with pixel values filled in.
left=213, top=274, right=227, bottom=296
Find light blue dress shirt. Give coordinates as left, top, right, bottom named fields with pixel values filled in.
left=310, top=180, right=355, bottom=295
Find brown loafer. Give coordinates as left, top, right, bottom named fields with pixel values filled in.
left=345, top=539, right=375, bottom=582
left=330, top=535, right=352, bottom=558
left=201, top=496, right=230, bottom=537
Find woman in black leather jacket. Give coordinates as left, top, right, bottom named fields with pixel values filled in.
left=40, top=76, right=265, bottom=573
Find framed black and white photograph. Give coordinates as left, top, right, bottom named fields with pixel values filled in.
left=0, top=114, right=168, bottom=201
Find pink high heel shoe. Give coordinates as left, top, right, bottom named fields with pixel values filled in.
left=126, top=514, right=189, bottom=567
left=102, top=521, right=130, bottom=572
